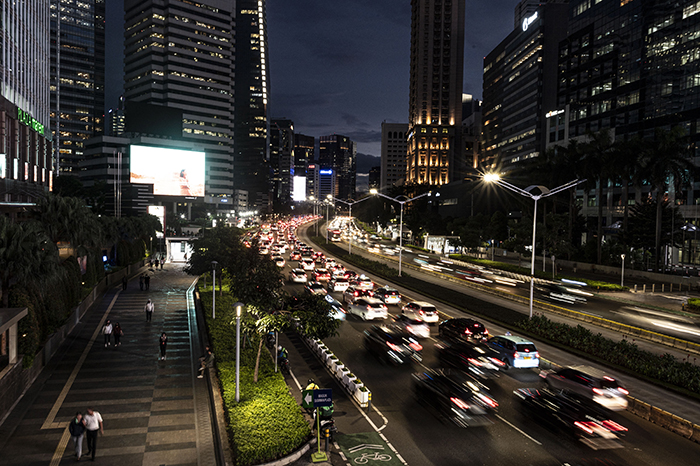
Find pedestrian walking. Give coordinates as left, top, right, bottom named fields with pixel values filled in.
left=160, top=259, right=164, bottom=270
left=102, top=320, right=113, bottom=347
left=159, top=332, right=168, bottom=360
left=144, top=299, right=154, bottom=322
left=69, top=412, right=86, bottom=461
left=154, top=258, right=159, bottom=269
left=139, top=274, right=144, bottom=291
left=113, top=322, right=123, bottom=346
left=144, top=274, right=151, bottom=290
left=122, top=276, right=127, bottom=290
left=198, top=346, right=214, bottom=378
left=83, top=408, right=103, bottom=461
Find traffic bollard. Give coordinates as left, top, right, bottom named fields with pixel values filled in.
left=367, top=392, right=372, bottom=413
left=324, top=428, right=330, bottom=452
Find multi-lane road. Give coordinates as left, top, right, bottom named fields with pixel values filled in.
left=270, top=221, right=700, bottom=465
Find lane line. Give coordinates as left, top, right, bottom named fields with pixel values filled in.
left=48, top=422, right=72, bottom=466
left=42, top=292, right=121, bottom=430
left=496, top=414, right=542, bottom=445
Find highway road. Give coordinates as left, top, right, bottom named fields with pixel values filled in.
left=271, top=222, right=700, bottom=465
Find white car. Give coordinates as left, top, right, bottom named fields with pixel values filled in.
left=300, top=258, right=315, bottom=271
left=328, top=277, right=350, bottom=292
left=347, top=297, right=388, bottom=321
left=401, top=301, right=439, bottom=324
left=289, top=268, right=307, bottom=283
left=272, top=256, right=285, bottom=268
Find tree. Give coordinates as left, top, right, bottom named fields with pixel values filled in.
left=637, top=127, right=699, bottom=271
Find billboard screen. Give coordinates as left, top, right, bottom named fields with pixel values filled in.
left=130, top=145, right=205, bottom=197
left=292, top=176, right=306, bottom=202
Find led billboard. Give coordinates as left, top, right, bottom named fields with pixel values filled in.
left=292, top=176, right=306, bottom=202
left=130, top=145, right=205, bottom=197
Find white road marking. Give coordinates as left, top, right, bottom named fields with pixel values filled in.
left=496, top=414, right=542, bottom=445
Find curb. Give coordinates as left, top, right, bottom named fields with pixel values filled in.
left=628, top=396, right=700, bottom=444
left=256, top=437, right=317, bottom=466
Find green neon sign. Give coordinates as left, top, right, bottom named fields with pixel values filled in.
left=17, top=108, right=45, bottom=137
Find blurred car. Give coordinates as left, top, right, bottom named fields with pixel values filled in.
left=351, top=275, right=374, bottom=291
left=323, top=294, right=347, bottom=321
left=540, top=365, right=629, bottom=411
left=324, top=258, right=336, bottom=268
left=401, top=301, right=439, bottom=324
left=312, top=268, right=331, bottom=282
left=514, top=387, right=627, bottom=448
left=289, top=268, right=308, bottom=283
left=343, top=286, right=375, bottom=304
left=374, top=286, right=402, bottom=305
left=328, top=276, right=350, bottom=292
left=300, top=258, right=316, bottom=271
left=535, top=282, right=590, bottom=305
left=347, top=297, right=388, bottom=320
left=485, top=335, right=540, bottom=369
left=272, top=256, right=286, bottom=268
left=438, top=318, right=488, bottom=342
left=304, top=281, right=327, bottom=296
left=329, top=265, right=346, bottom=277
left=435, top=338, right=504, bottom=380
left=290, top=250, right=302, bottom=261
left=258, top=246, right=269, bottom=255
left=412, top=368, right=498, bottom=428
left=368, top=244, right=381, bottom=253
left=343, top=269, right=359, bottom=281
left=364, top=325, right=423, bottom=364
left=392, top=314, right=430, bottom=339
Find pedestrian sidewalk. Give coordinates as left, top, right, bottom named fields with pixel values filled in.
left=0, top=264, right=217, bottom=465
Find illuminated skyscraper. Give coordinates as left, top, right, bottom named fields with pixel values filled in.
left=123, top=0, right=235, bottom=199
left=233, top=0, right=271, bottom=210
left=406, top=0, right=465, bottom=186
left=50, top=0, right=105, bottom=175
left=319, top=134, right=356, bottom=200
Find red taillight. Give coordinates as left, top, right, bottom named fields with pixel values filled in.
left=513, top=351, right=520, bottom=359
left=387, top=342, right=402, bottom=352
left=603, top=376, right=615, bottom=381
left=602, top=420, right=628, bottom=432
left=419, top=310, right=425, bottom=315
left=467, top=358, right=482, bottom=366
left=484, top=329, right=489, bottom=334
left=409, top=342, right=423, bottom=352
left=618, top=387, right=629, bottom=395
left=534, top=352, right=540, bottom=358
left=574, top=421, right=594, bottom=435
left=593, top=388, right=605, bottom=396
left=490, top=358, right=506, bottom=367
left=464, top=328, right=472, bottom=334
left=450, top=397, right=470, bottom=410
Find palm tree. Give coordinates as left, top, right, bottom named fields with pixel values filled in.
left=637, top=127, right=699, bottom=271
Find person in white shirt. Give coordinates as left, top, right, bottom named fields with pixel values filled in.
left=102, top=320, right=113, bottom=347
left=83, top=408, right=103, bottom=461
left=144, top=299, right=155, bottom=322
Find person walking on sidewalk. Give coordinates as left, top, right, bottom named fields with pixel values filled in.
left=122, top=276, right=127, bottom=291
left=144, top=274, right=151, bottom=290
left=159, top=332, right=168, bottom=360
left=139, top=274, right=144, bottom=291
left=113, top=323, right=123, bottom=346
left=83, top=408, right=103, bottom=461
left=102, top=320, right=113, bottom=347
left=69, top=412, right=86, bottom=461
left=144, top=299, right=154, bottom=322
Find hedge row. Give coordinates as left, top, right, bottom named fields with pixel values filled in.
left=516, top=315, right=700, bottom=396
left=199, top=289, right=311, bottom=466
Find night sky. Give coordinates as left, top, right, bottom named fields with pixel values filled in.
left=105, top=0, right=520, bottom=168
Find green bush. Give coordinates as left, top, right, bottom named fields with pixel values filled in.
left=200, top=290, right=310, bottom=465
left=516, top=315, right=700, bottom=395
left=687, top=298, right=700, bottom=313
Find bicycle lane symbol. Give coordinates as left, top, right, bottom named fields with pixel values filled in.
left=349, top=444, right=391, bottom=464
left=336, top=432, right=404, bottom=466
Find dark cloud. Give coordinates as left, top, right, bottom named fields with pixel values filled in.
left=356, top=152, right=381, bottom=173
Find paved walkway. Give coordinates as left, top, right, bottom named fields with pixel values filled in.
left=0, top=264, right=216, bottom=465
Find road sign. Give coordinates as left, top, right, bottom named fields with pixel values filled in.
left=313, top=388, right=333, bottom=407
left=302, top=388, right=333, bottom=408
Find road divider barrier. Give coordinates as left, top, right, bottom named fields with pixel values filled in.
left=627, top=396, right=700, bottom=444
left=302, top=336, right=371, bottom=407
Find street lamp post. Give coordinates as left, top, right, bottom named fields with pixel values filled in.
left=330, top=195, right=375, bottom=255
left=370, top=189, right=432, bottom=277
left=234, top=302, right=244, bottom=402
left=621, top=254, right=626, bottom=287
left=211, top=261, right=218, bottom=319
left=484, top=175, right=585, bottom=319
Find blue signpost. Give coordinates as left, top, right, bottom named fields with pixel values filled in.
left=303, top=388, right=332, bottom=463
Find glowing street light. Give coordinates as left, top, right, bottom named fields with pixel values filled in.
left=484, top=174, right=585, bottom=319
left=370, top=188, right=432, bottom=277
left=329, top=195, right=375, bottom=255
left=233, top=302, right=244, bottom=402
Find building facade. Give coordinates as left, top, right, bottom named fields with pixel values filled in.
left=406, top=0, right=465, bottom=186
left=233, top=0, right=271, bottom=211
left=319, top=134, right=356, bottom=200
left=123, top=0, right=235, bottom=202
left=50, top=0, right=105, bottom=176
left=270, top=119, right=294, bottom=205
left=380, top=122, right=408, bottom=190
left=481, top=0, right=569, bottom=171
left=1, top=0, right=53, bottom=213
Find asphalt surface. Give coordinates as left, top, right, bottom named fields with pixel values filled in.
left=0, top=264, right=216, bottom=466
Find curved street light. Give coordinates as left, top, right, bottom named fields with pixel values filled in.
left=370, top=188, right=432, bottom=277
left=329, top=195, right=375, bottom=254
left=484, top=174, right=585, bottom=319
